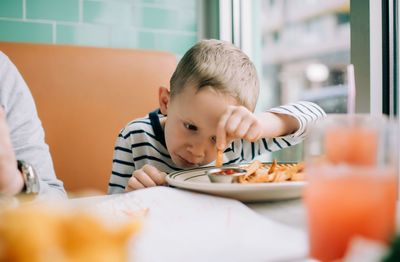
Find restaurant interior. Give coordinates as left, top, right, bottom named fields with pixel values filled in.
left=0, top=0, right=399, bottom=261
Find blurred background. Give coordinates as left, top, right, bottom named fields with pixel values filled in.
left=0, top=0, right=396, bottom=161
left=260, top=0, right=349, bottom=113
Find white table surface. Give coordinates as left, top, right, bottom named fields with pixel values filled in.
left=248, top=199, right=307, bottom=229
left=69, top=187, right=400, bottom=262
left=70, top=188, right=308, bottom=229
left=70, top=187, right=309, bottom=262
left=71, top=188, right=307, bottom=229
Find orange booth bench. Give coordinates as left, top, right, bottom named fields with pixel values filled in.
left=0, top=42, right=176, bottom=194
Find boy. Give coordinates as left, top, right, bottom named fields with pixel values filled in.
left=108, top=39, right=325, bottom=194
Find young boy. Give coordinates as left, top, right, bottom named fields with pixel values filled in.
left=108, top=39, right=325, bottom=194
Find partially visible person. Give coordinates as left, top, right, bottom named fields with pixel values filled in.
left=108, top=39, right=326, bottom=194
left=0, top=52, right=66, bottom=200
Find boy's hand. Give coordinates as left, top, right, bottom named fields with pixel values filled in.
left=216, top=106, right=264, bottom=150
left=125, top=164, right=167, bottom=192
left=216, top=106, right=299, bottom=150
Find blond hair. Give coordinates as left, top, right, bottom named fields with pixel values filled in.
left=170, top=39, right=259, bottom=111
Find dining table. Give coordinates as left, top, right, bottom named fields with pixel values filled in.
left=68, top=186, right=308, bottom=262
left=68, top=186, right=399, bottom=262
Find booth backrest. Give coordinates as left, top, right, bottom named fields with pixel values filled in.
left=0, top=42, right=176, bottom=194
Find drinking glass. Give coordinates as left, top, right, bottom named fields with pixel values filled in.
left=303, top=114, right=398, bottom=261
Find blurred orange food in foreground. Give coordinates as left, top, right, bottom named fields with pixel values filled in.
left=0, top=205, right=140, bottom=262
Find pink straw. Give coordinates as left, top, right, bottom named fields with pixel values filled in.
left=347, top=64, right=356, bottom=114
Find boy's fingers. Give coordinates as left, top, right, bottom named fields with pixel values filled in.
left=234, top=117, right=253, bottom=138
left=245, top=123, right=260, bottom=141
left=143, top=165, right=166, bottom=185
left=135, top=169, right=157, bottom=187
left=125, top=177, right=145, bottom=192
left=159, top=172, right=167, bottom=185
left=225, top=114, right=242, bottom=135
left=217, top=111, right=231, bottom=149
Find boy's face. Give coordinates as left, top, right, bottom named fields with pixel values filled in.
left=159, top=85, right=237, bottom=168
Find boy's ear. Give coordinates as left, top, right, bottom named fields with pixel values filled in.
left=158, top=86, right=170, bottom=115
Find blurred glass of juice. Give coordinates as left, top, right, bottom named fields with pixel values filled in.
left=304, top=114, right=398, bottom=262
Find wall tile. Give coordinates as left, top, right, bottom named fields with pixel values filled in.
left=0, top=0, right=23, bottom=18
left=139, top=32, right=197, bottom=55
left=56, top=24, right=109, bottom=47
left=179, top=9, right=197, bottom=32
left=84, top=1, right=132, bottom=25
left=134, top=6, right=196, bottom=32
left=154, top=32, right=197, bottom=55
left=138, top=31, right=156, bottom=49
left=142, top=0, right=196, bottom=9
left=111, top=28, right=196, bottom=54
left=26, top=0, right=79, bottom=22
left=0, top=20, right=52, bottom=43
left=0, top=0, right=198, bottom=56
left=110, top=27, right=138, bottom=48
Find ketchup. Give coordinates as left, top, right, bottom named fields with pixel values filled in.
left=215, top=169, right=236, bottom=175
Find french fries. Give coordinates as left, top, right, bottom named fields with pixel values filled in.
left=0, top=205, right=140, bottom=262
left=237, top=160, right=305, bottom=184
left=216, top=149, right=223, bottom=167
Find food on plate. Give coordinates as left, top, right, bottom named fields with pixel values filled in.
left=0, top=205, right=140, bottom=262
left=213, top=169, right=242, bottom=175
left=207, top=167, right=247, bottom=183
left=236, top=159, right=305, bottom=184
left=206, top=160, right=305, bottom=184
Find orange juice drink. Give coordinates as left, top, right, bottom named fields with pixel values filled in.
left=325, top=127, right=378, bottom=165
left=304, top=166, right=397, bottom=261
left=304, top=114, right=398, bottom=262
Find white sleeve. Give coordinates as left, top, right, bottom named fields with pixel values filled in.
left=237, top=101, right=326, bottom=161
left=0, top=52, right=66, bottom=200
left=108, top=129, right=135, bottom=194
left=268, top=101, right=326, bottom=140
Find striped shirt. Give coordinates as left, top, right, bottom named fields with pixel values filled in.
left=108, top=101, right=325, bottom=194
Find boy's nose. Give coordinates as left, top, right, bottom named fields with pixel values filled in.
left=187, top=144, right=205, bottom=161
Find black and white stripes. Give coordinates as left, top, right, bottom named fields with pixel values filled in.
left=269, top=101, right=325, bottom=138
left=108, top=102, right=325, bottom=194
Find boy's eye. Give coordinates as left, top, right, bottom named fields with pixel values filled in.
left=184, top=123, right=197, bottom=131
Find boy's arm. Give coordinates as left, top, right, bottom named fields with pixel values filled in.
left=256, top=111, right=299, bottom=138
left=253, top=101, right=326, bottom=155
left=235, top=101, right=326, bottom=161
left=109, top=124, right=167, bottom=193
left=266, top=101, right=326, bottom=139
left=108, top=129, right=135, bottom=194
left=216, top=101, right=325, bottom=153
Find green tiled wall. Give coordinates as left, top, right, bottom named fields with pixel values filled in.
left=0, top=0, right=23, bottom=18
left=0, top=0, right=198, bottom=56
left=27, top=0, right=79, bottom=22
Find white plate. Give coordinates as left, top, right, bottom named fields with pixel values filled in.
left=166, top=165, right=306, bottom=202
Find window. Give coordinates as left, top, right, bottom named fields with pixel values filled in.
left=259, top=0, right=350, bottom=114
left=202, top=0, right=388, bottom=162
